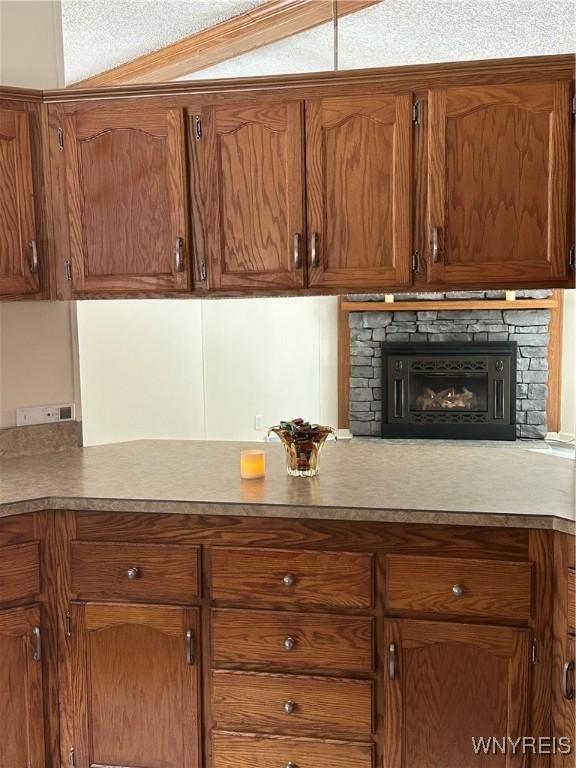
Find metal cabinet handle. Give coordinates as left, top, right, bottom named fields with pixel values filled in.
left=126, top=567, right=139, bottom=580
left=389, top=642, right=397, bottom=680
left=310, top=231, right=319, bottom=268
left=452, top=584, right=464, bottom=597
left=293, top=233, right=302, bottom=269
left=199, top=256, right=207, bottom=283
left=29, top=240, right=39, bottom=274
left=186, top=629, right=195, bottom=666
left=32, top=626, right=42, bottom=662
left=175, top=237, right=185, bottom=272
left=285, top=763, right=298, bottom=768
left=562, top=660, right=575, bottom=700
left=283, top=636, right=296, bottom=651
left=432, top=226, right=441, bottom=263
left=283, top=700, right=296, bottom=715
left=283, top=574, right=295, bottom=588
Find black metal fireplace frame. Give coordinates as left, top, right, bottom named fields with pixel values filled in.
left=381, top=342, right=517, bottom=440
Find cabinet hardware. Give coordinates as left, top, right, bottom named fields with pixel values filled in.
left=64, top=260, right=72, bottom=281
left=285, top=763, right=298, bottom=768
left=32, top=625, right=42, bottom=662
left=282, top=574, right=295, bottom=587
left=283, top=700, right=296, bottom=715
left=310, top=232, right=319, bottom=268
left=451, top=584, right=464, bottom=597
left=69, top=747, right=76, bottom=768
left=412, top=101, right=420, bottom=126
left=389, top=642, right=398, bottom=680
left=65, top=611, right=72, bottom=638
left=283, top=636, right=296, bottom=651
left=193, top=115, right=202, bottom=142
left=293, top=233, right=302, bottom=269
left=562, top=660, right=575, bottom=700
left=199, top=256, right=207, bottom=283
left=175, top=237, right=185, bottom=273
left=57, top=127, right=64, bottom=151
left=569, top=245, right=575, bottom=271
left=572, top=95, right=576, bottom=119
left=186, top=629, right=194, bottom=666
left=531, top=639, right=538, bottom=665
left=29, top=239, right=39, bottom=273
left=431, top=226, right=441, bottom=262
left=412, top=250, right=420, bottom=273
left=126, top=567, right=140, bottom=580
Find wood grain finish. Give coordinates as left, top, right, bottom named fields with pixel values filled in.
left=0, top=604, right=46, bottom=768
left=211, top=670, right=374, bottom=737
left=384, top=619, right=531, bottom=768
left=212, top=731, right=374, bottom=768
left=306, top=94, right=412, bottom=289
left=210, top=547, right=373, bottom=610
left=59, top=104, right=190, bottom=294
left=212, top=608, right=374, bottom=674
left=193, top=101, right=306, bottom=290
left=71, top=602, right=201, bottom=768
left=386, top=554, right=532, bottom=621
left=427, top=82, right=571, bottom=286
left=70, top=541, right=200, bottom=603
left=0, top=541, right=41, bottom=604
left=0, top=107, right=40, bottom=296
left=568, top=568, right=575, bottom=631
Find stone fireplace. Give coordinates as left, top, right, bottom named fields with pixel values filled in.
left=348, top=291, right=551, bottom=439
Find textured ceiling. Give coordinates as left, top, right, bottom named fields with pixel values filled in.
left=61, top=0, right=262, bottom=83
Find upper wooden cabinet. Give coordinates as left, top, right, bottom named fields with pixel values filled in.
left=306, top=94, right=413, bottom=289
left=58, top=104, right=190, bottom=294
left=426, top=82, right=572, bottom=286
left=191, top=101, right=306, bottom=291
left=0, top=107, right=40, bottom=297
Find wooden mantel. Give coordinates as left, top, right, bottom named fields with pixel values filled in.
left=338, top=292, right=564, bottom=432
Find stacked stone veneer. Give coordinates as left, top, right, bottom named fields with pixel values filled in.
left=349, top=291, right=552, bottom=439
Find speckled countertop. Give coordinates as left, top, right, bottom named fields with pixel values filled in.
left=0, top=440, right=574, bottom=532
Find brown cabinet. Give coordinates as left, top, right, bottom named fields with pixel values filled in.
left=0, top=107, right=40, bottom=297
left=426, top=82, right=572, bottom=287
left=57, top=104, right=190, bottom=294
left=383, top=619, right=531, bottom=768
left=306, top=94, right=413, bottom=289
left=70, top=602, right=201, bottom=768
left=0, top=605, right=45, bottom=767
left=191, top=101, right=306, bottom=291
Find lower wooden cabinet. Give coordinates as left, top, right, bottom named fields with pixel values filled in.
left=383, top=619, right=531, bottom=768
left=0, top=605, right=45, bottom=768
left=70, top=602, right=201, bottom=768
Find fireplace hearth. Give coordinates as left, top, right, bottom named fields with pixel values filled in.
left=381, top=342, right=517, bottom=440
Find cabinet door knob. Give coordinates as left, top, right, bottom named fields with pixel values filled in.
left=283, top=700, right=296, bottom=715
left=283, top=636, right=296, bottom=651
left=451, top=584, right=464, bottom=597
left=283, top=574, right=295, bottom=588
left=562, top=660, right=575, bottom=700
left=127, top=567, right=140, bottom=580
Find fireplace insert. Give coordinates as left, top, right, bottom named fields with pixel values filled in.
left=381, top=342, right=517, bottom=440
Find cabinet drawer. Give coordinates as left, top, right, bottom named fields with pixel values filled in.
left=212, top=733, right=374, bottom=768
left=212, top=609, right=374, bottom=674
left=210, top=547, right=373, bottom=610
left=568, top=567, right=575, bottom=631
left=71, top=541, right=200, bottom=603
left=212, top=670, right=373, bottom=737
left=0, top=542, right=40, bottom=604
left=386, top=555, right=532, bottom=621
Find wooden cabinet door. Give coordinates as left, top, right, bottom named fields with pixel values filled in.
left=0, top=107, right=40, bottom=296
left=191, top=101, right=306, bottom=290
left=306, top=94, right=413, bottom=289
left=71, top=603, right=200, bottom=768
left=61, top=106, right=190, bottom=294
left=0, top=605, right=45, bottom=768
left=427, top=82, right=571, bottom=286
left=384, top=619, right=530, bottom=768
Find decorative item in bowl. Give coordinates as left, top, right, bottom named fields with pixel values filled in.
left=268, top=418, right=337, bottom=477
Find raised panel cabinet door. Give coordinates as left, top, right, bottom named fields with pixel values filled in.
left=427, top=82, right=571, bottom=286
left=0, top=108, right=40, bottom=296
left=71, top=602, right=200, bottom=768
left=306, top=94, right=413, bottom=289
left=384, top=619, right=531, bottom=768
left=0, top=605, right=45, bottom=768
left=191, top=101, right=306, bottom=290
left=61, top=106, right=190, bottom=293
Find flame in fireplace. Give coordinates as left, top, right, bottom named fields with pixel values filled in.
left=416, top=386, right=477, bottom=411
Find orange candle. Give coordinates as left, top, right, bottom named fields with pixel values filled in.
left=240, top=449, right=266, bottom=480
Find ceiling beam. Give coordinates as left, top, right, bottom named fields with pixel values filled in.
left=72, top=0, right=381, bottom=88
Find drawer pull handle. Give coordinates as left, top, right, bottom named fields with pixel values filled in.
left=283, top=636, right=296, bottom=652
left=389, top=642, right=397, bottom=680
left=32, top=625, right=42, bottom=662
left=283, top=574, right=295, bottom=588
left=283, top=700, right=296, bottom=715
left=285, top=763, right=298, bottom=768
left=562, top=660, right=575, bottom=700
left=451, top=584, right=464, bottom=597
left=186, top=629, right=195, bottom=666
left=127, top=567, right=140, bottom=580
left=293, top=233, right=302, bottom=269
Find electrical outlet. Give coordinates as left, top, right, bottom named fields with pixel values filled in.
left=254, top=414, right=264, bottom=431
left=16, top=404, right=75, bottom=427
